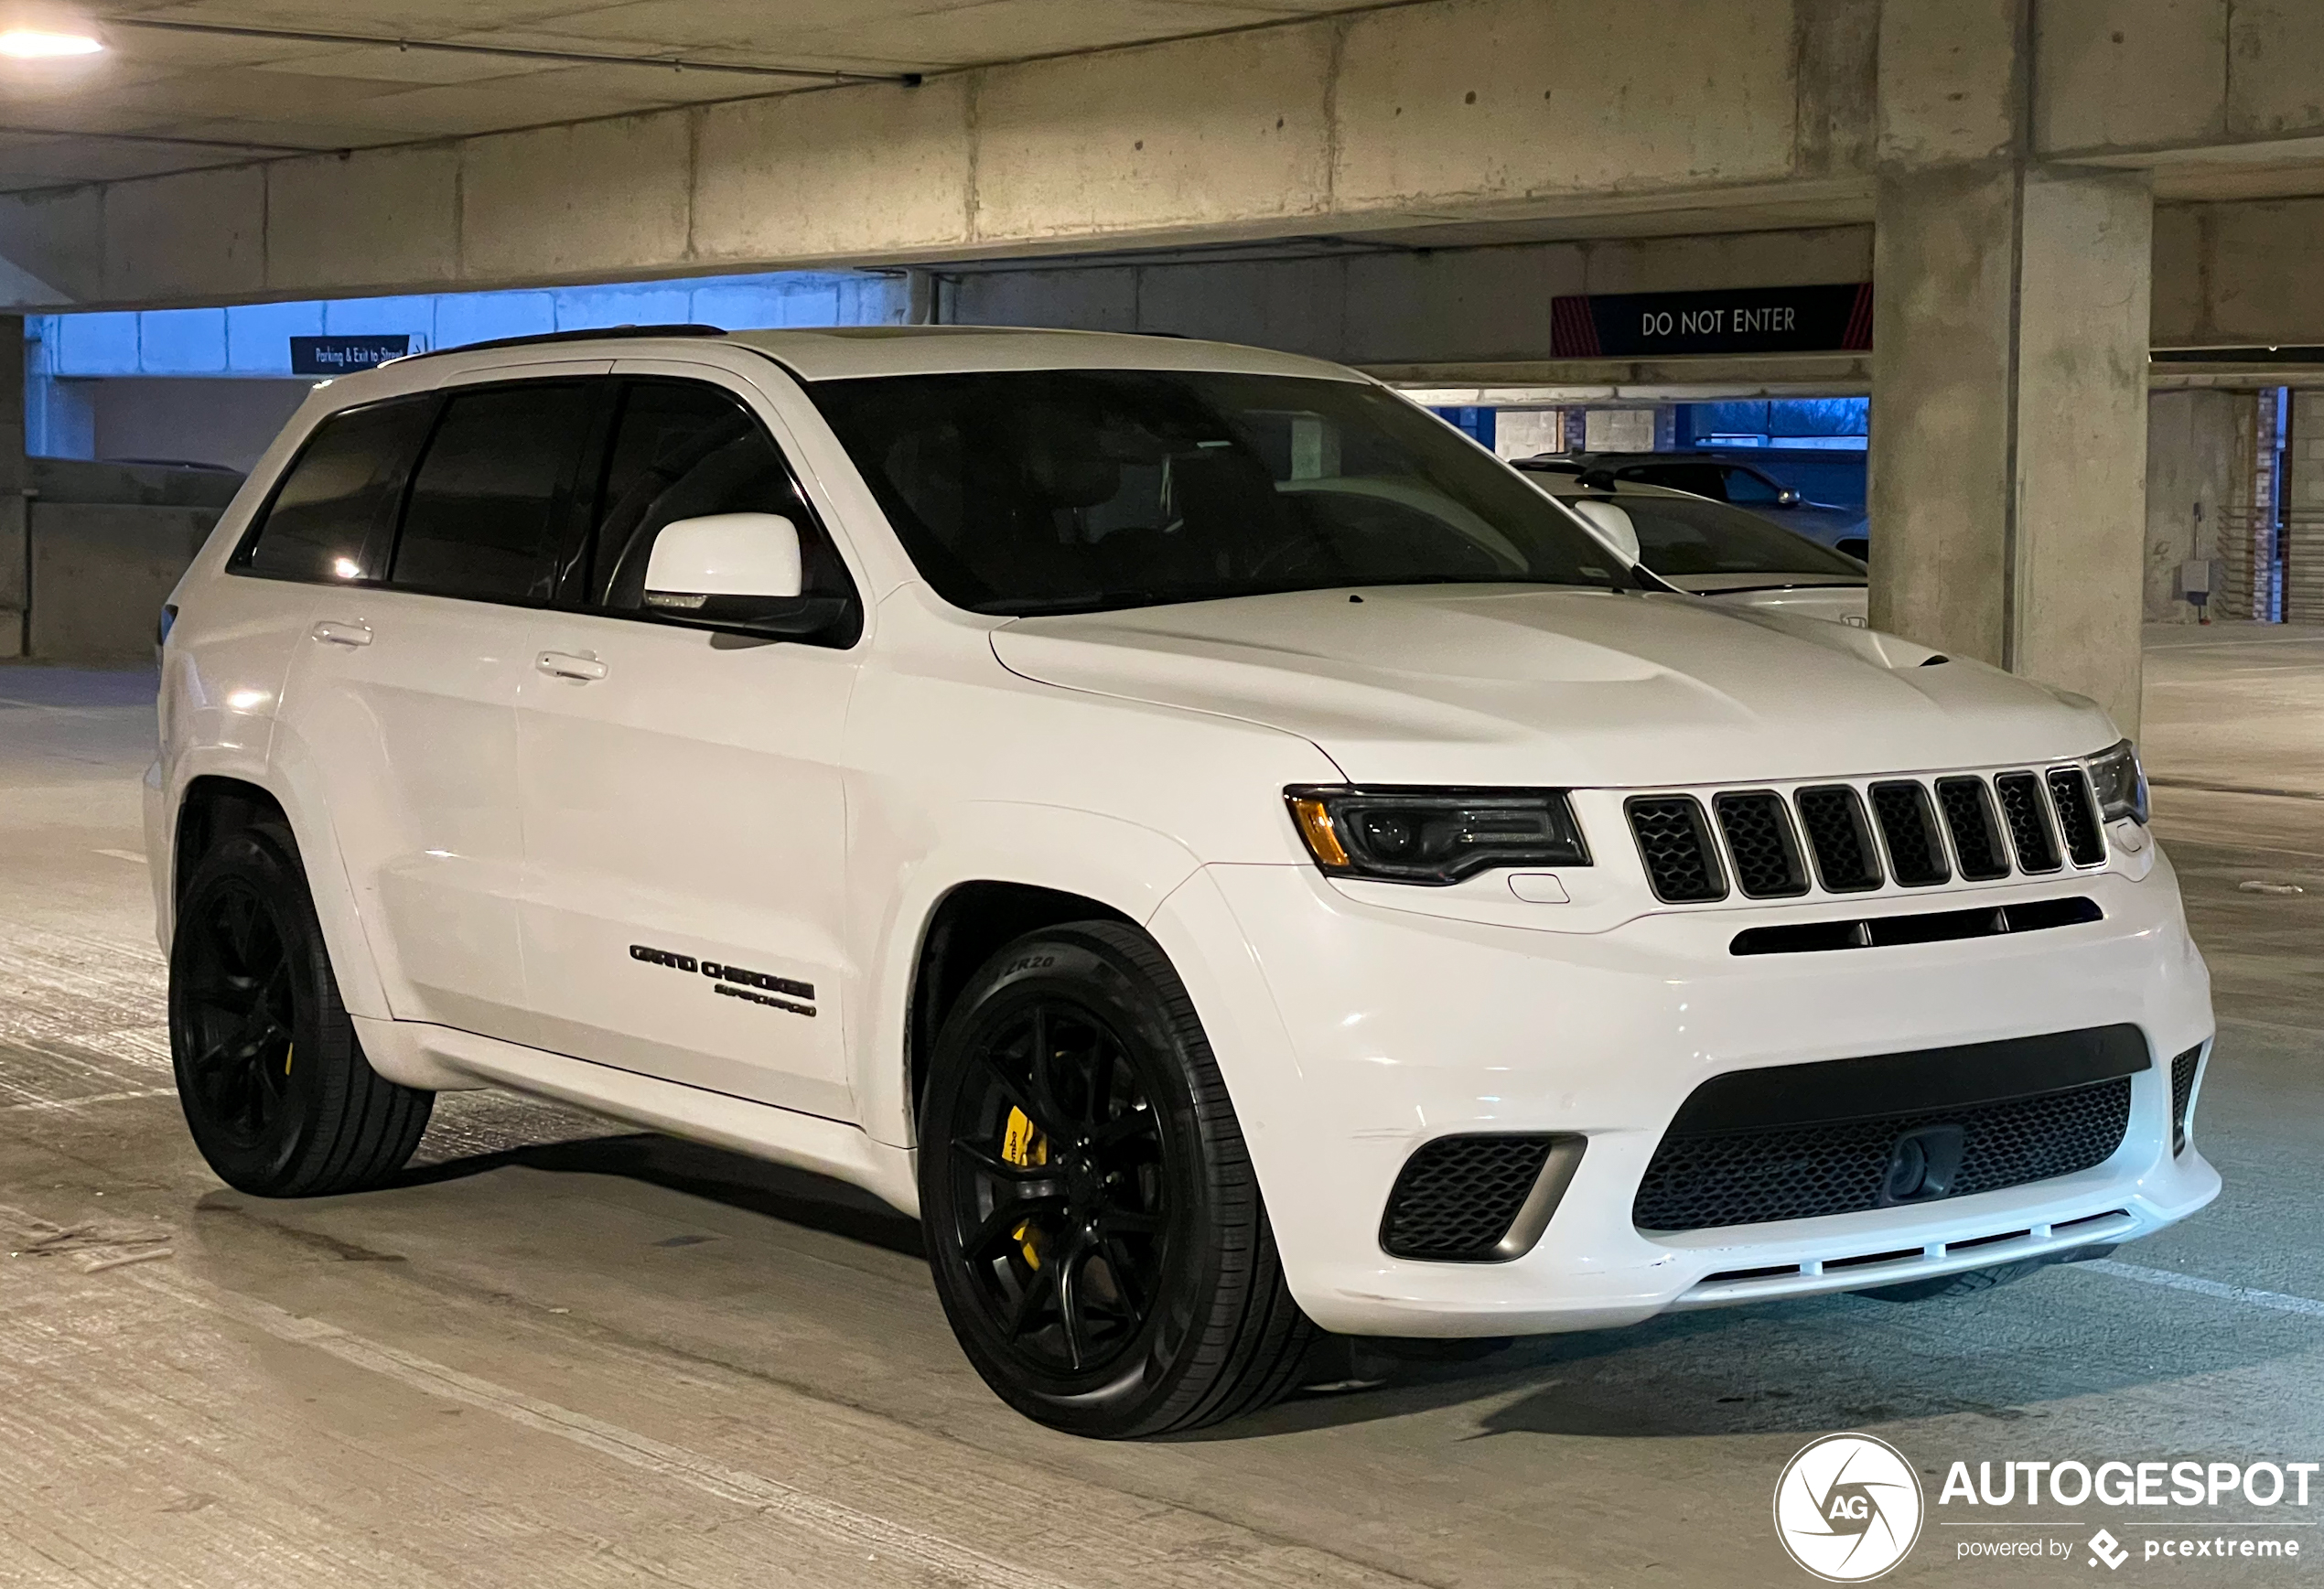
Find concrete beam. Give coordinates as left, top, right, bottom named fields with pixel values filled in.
left=1, top=0, right=1872, bottom=312
left=944, top=225, right=1877, bottom=370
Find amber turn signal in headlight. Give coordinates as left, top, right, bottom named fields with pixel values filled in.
left=1284, top=786, right=1589, bottom=886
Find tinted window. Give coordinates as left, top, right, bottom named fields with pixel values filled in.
left=809, top=370, right=1630, bottom=617
left=1619, top=462, right=1729, bottom=500
left=1561, top=492, right=1864, bottom=579
left=390, top=383, right=592, bottom=602
left=589, top=380, right=851, bottom=612
left=240, top=397, right=435, bottom=583
left=1719, top=466, right=1785, bottom=505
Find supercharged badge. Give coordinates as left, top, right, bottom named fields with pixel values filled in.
left=630, top=944, right=816, bottom=1017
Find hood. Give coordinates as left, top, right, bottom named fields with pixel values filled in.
left=1692, top=581, right=1870, bottom=627
left=990, top=585, right=2115, bottom=788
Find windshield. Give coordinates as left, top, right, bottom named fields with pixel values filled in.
left=1557, top=490, right=1866, bottom=579
left=807, top=370, right=1633, bottom=615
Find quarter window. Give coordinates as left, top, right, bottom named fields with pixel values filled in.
left=238, top=396, right=435, bottom=583
left=389, top=382, right=593, bottom=603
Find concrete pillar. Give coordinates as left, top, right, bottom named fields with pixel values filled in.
left=1868, top=3, right=2153, bottom=735
left=2144, top=391, right=2238, bottom=623
left=0, top=316, right=24, bottom=659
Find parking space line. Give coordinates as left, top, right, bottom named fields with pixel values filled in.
left=116, top=1263, right=1085, bottom=1589
left=0, top=1087, right=176, bottom=1112
left=2084, top=1259, right=2324, bottom=1321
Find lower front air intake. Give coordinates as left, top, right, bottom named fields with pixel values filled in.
left=1634, top=1025, right=2147, bottom=1232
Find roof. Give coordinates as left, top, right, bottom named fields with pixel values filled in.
left=726, top=326, right=1363, bottom=383
left=329, top=324, right=1366, bottom=397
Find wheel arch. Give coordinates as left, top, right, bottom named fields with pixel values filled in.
left=905, top=881, right=1137, bottom=1131
left=167, top=768, right=391, bottom=1021
left=855, top=803, right=1204, bottom=1151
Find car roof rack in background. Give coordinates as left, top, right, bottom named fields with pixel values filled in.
left=393, top=324, right=728, bottom=362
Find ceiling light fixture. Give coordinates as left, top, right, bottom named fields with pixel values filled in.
left=0, top=27, right=102, bottom=57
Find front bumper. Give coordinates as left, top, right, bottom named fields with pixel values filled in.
left=1151, top=849, right=2217, bottom=1337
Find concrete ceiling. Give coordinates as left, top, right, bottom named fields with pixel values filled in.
left=0, top=0, right=1384, bottom=193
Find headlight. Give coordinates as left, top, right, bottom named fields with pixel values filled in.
left=2083, top=739, right=2149, bottom=825
left=1284, top=786, right=1589, bottom=885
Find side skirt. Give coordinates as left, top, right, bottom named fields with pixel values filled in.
left=351, top=1015, right=920, bottom=1217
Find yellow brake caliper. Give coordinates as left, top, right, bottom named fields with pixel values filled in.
left=1001, top=1106, right=1049, bottom=1268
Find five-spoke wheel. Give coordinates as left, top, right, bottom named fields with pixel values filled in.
left=918, top=921, right=1314, bottom=1437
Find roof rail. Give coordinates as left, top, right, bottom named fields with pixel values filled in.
left=394, top=324, right=728, bottom=362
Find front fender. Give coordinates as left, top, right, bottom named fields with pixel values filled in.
left=851, top=800, right=1203, bottom=1148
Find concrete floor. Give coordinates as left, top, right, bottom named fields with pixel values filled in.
left=4, top=628, right=2321, bottom=1588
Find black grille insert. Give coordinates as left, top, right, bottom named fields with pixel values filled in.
left=2169, top=1044, right=2203, bottom=1155
left=1795, top=785, right=1882, bottom=892
left=1627, top=796, right=1726, bottom=902
left=2048, top=768, right=2106, bottom=865
left=1382, top=1135, right=1555, bottom=1260
left=1715, top=791, right=1808, bottom=898
left=1632, top=1025, right=2146, bottom=1231
left=1730, top=896, right=2102, bottom=955
left=1995, top=772, right=2061, bottom=873
left=1870, top=780, right=1951, bottom=886
left=1936, top=777, right=2011, bottom=880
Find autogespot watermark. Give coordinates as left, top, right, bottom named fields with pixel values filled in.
left=1775, top=1439, right=2318, bottom=1579
left=1775, top=1434, right=1927, bottom=1582
left=1938, top=1458, right=2314, bottom=1572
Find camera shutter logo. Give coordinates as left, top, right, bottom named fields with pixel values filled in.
left=1773, top=1433, right=1924, bottom=1581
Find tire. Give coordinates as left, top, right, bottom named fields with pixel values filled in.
left=168, top=821, right=433, bottom=1197
left=917, top=921, right=1316, bottom=1437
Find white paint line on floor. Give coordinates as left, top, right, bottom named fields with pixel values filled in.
left=0, top=1087, right=177, bottom=1113
left=117, top=1262, right=1085, bottom=1589
left=2084, top=1259, right=2324, bottom=1322
left=91, top=849, right=147, bottom=864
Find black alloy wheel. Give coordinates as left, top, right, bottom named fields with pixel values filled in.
left=946, top=997, right=1173, bottom=1380
left=177, top=874, right=299, bottom=1149
left=169, top=821, right=434, bottom=1196
left=919, top=921, right=1315, bottom=1437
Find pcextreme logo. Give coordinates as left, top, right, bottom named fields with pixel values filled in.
left=1774, top=1433, right=1928, bottom=1582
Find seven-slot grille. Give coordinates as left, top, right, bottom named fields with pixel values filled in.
left=1626, top=766, right=2110, bottom=904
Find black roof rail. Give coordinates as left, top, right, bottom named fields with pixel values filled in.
left=394, top=324, right=728, bottom=362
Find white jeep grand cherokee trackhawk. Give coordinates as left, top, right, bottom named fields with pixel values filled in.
left=148, top=327, right=2217, bottom=1437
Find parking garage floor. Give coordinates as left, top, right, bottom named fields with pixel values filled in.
left=5, top=628, right=2322, bottom=1588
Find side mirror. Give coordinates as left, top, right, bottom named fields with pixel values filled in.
left=1567, top=499, right=1641, bottom=564
left=641, top=512, right=852, bottom=640
left=645, top=512, right=803, bottom=605
left=1777, top=488, right=1802, bottom=506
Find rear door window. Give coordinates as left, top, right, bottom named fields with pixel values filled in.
left=389, top=382, right=595, bottom=603
left=237, top=396, right=436, bottom=583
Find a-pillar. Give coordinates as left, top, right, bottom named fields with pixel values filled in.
left=1867, top=5, right=2153, bottom=735
left=0, top=317, right=23, bottom=659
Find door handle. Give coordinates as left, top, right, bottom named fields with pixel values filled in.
left=310, top=620, right=371, bottom=647
left=535, top=650, right=608, bottom=682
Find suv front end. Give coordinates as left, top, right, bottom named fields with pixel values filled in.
left=1157, top=739, right=2213, bottom=1337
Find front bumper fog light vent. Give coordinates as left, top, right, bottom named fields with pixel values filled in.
left=1381, top=1134, right=1587, bottom=1262
left=2169, top=1044, right=2204, bottom=1155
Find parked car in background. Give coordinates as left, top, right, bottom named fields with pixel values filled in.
left=1512, top=465, right=1868, bottom=626
left=1530, top=452, right=1868, bottom=559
